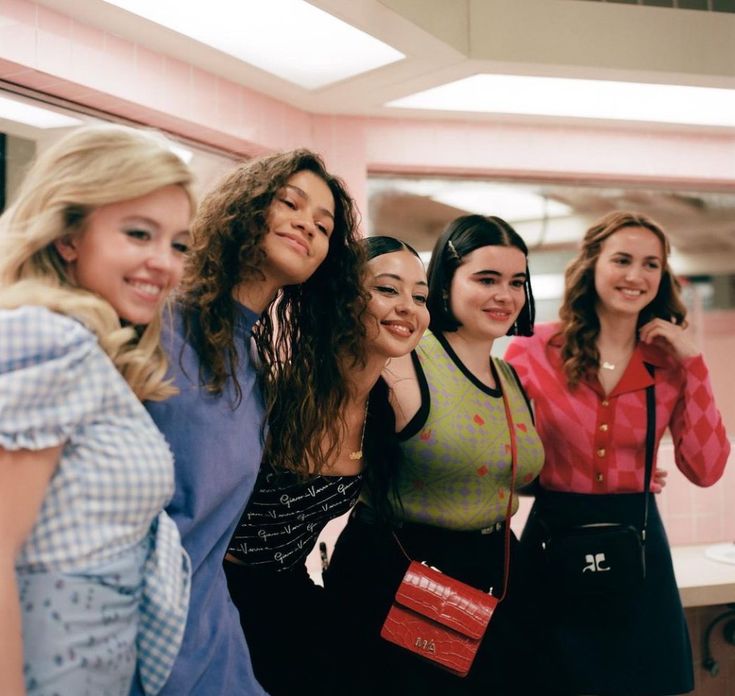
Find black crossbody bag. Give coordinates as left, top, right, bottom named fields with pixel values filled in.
left=541, top=375, right=656, bottom=595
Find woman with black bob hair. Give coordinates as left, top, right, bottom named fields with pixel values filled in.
left=426, top=214, right=535, bottom=337
left=325, top=215, right=544, bottom=695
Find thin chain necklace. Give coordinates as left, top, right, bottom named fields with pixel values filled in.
left=599, top=342, right=636, bottom=371
left=348, top=399, right=369, bottom=461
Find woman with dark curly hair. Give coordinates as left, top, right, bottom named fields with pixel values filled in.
left=224, top=235, right=430, bottom=695
left=505, top=211, right=730, bottom=696
left=129, top=149, right=367, bottom=696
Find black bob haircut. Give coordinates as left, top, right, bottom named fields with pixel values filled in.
left=426, top=214, right=535, bottom=336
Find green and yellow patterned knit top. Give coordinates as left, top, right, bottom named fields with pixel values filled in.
left=389, top=330, right=544, bottom=530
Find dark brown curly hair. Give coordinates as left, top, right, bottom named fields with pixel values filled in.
left=178, top=148, right=369, bottom=475
left=557, top=210, right=687, bottom=387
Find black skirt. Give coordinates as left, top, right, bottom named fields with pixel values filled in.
left=323, top=504, right=542, bottom=696
left=518, top=490, right=694, bottom=696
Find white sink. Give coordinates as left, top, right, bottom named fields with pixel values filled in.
left=705, top=543, right=735, bottom=565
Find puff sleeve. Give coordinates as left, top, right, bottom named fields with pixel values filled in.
left=0, top=306, right=105, bottom=451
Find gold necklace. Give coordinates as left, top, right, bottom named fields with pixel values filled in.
left=348, top=399, right=369, bottom=461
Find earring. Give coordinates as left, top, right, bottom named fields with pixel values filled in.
left=442, top=290, right=449, bottom=314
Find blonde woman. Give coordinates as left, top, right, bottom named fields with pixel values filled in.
left=0, top=125, right=193, bottom=695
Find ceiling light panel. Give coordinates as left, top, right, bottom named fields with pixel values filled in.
left=102, top=0, right=404, bottom=89
left=0, top=94, right=83, bottom=128
left=388, top=74, right=735, bottom=127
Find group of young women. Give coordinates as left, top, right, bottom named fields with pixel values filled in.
left=0, top=122, right=729, bottom=696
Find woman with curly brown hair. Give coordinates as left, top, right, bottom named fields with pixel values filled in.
left=505, top=211, right=730, bottom=696
left=128, top=149, right=367, bottom=696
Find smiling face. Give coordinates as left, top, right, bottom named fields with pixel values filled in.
left=449, top=244, right=528, bottom=341
left=593, top=226, right=664, bottom=320
left=56, top=184, right=192, bottom=325
left=364, top=249, right=430, bottom=360
left=259, top=169, right=335, bottom=287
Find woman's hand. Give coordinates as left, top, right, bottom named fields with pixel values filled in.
left=651, top=467, right=668, bottom=494
left=638, top=318, right=699, bottom=362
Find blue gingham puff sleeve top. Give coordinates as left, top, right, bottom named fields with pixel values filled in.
left=0, top=306, right=190, bottom=696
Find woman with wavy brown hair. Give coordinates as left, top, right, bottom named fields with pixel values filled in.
left=129, top=149, right=367, bottom=696
left=505, top=211, right=730, bottom=695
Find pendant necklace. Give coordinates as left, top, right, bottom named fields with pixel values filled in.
left=601, top=361, right=616, bottom=371
left=348, top=399, right=369, bottom=461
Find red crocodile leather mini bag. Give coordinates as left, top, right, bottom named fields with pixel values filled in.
left=380, top=386, right=518, bottom=677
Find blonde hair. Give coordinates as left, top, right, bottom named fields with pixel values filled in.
left=0, top=124, right=196, bottom=400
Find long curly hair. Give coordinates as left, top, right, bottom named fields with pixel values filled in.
left=0, top=124, right=195, bottom=400
left=558, top=210, right=687, bottom=387
left=178, top=148, right=368, bottom=475
left=427, top=214, right=535, bottom=336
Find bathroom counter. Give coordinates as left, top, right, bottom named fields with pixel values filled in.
left=673, top=544, right=735, bottom=608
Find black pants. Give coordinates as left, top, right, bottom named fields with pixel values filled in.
left=224, top=559, right=343, bottom=696
left=323, top=505, right=543, bottom=696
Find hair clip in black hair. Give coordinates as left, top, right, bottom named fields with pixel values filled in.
left=447, top=239, right=461, bottom=261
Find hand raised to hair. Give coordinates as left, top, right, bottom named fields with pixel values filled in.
left=638, top=318, right=699, bottom=362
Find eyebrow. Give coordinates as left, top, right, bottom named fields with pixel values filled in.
left=374, top=272, right=428, bottom=286
left=285, top=184, right=335, bottom=221
left=472, top=269, right=527, bottom=279
left=122, top=215, right=191, bottom=236
left=612, top=251, right=662, bottom=261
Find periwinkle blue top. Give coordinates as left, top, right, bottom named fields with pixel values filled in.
left=130, top=302, right=267, bottom=696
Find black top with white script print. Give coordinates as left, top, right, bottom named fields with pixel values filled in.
left=228, top=465, right=361, bottom=572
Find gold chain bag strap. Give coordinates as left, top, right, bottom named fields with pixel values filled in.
left=380, top=384, right=519, bottom=677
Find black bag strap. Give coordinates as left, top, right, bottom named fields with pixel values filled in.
left=641, top=364, right=656, bottom=541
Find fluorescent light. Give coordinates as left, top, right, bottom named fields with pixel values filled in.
left=102, top=0, right=404, bottom=89
left=369, top=178, right=570, bottom=222
left=0, top=95, right=83, bottom=128
left=430, top=184, right=571, bottom=222
left=388, top=74, right=735, bottom=127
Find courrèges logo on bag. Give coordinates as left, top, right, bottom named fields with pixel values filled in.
left=583, top=552, right=610, bottom=573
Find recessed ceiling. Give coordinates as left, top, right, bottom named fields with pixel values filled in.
left=34, top=0, right=735, bottom=128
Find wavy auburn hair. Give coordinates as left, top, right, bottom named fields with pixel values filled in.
left=0, top=124, right=195, bottom=400
left=179, top=148, right=368, bottom=475
left=558, top=210, right=687, bottom=387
